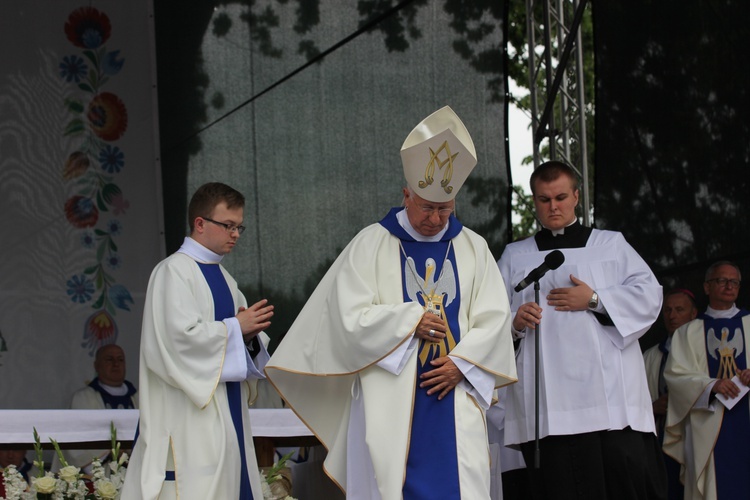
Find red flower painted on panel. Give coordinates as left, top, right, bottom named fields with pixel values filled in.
left=87, top=92, right=128, bottom=141
left=60, top=7, right=132, bottom=356
left=64, top=7, right=111, bottom=49
left=64, top=195, right=99, bottom=228
left=83, top=310, right=118, bottom=352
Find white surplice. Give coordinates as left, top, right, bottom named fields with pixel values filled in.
left=497, top=229, right=662, bottom=445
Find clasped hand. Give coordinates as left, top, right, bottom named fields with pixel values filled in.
left=512, top=274, right=593, bottom=330
left=237, top=299, right=274, bottom=343
left=415, top=312, right=463, bottom=399
left=416, top=311, right=446, bottom=343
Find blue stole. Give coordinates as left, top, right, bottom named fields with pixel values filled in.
left=701, top=309, right=750, bottom=499
left=196, top=262, right=253, bottom=500
left=88, top=377, right=137, bottom=409
left=380, top=208, right=464, bottom=500
left=655, top=339, right=669, bottom=442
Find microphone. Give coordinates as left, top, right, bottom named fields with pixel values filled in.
left=514, top=250, right=565, bottom=292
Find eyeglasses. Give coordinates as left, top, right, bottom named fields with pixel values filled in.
left=413, top=201, right=454, bottom=216
left=202, top=217, right=246, bottom=234
left=706, top=278, right=741, bottom=288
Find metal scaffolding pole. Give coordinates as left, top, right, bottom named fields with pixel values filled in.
left=525, top=0, right=591, bottom=225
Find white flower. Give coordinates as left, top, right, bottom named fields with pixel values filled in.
left=58, top=465, right=80, bottom=483
left=260, top=474, right=273, bottom=500
left=32, top=474, right=57, bottom=494
left=2, top=465, right=31, bottom=500
left=95, top=478, right=118, bottom=499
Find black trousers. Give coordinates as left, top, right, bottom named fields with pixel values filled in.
left=519, top=428, right=667, bottom=500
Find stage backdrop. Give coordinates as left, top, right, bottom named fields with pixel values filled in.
left=594, top=1, right=750, bottom=348
left=154, top=0, right=510, bottom=349
left=0, top=1, right=163, bottom=408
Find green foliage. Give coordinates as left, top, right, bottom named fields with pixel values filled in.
left=511, top=185, right=537, bottom=241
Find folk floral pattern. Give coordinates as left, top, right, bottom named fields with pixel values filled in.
left=60, top=7, right=133, bottom=356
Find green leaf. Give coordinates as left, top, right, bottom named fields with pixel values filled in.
left=65, top=98, right=85, bottom=114
left=88, top=67, right=98, bottom=88
left=96, top=191, right=108, bottom=211
left=50, top=438, right=70, bottom=469
left=64, top=119, right=85, bottom=136
left=92, top=293, right=105, bottom=309
left=110, top=421, right=120, bottom=458
left=83, top=49, right=98, bottom=65
left=32, top=428, right=45, bottom=478
left=78, top=82, right=93, bottom=93
left=102, top=183, right=123, bottom=204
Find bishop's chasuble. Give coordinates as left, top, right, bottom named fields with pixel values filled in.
left=266, top=208, right=516, bottom=499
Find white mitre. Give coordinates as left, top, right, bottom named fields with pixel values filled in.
left=400, top=106, right=477, bottom=202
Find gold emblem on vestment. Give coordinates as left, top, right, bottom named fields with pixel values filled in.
left=707, top=326, right=745, bottom=379
left=402, top=252, right=458, bottom=367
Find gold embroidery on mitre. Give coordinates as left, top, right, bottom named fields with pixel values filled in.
left=418, top=141, right=459, bottom=195
left=708, top=327, right=743, bottom=379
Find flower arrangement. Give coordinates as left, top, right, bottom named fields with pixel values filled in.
left=1, top=425, right=296, bottom=500
left=0, top=423, right=126, bottom=500
left=260, top=451, right=296, bottom=500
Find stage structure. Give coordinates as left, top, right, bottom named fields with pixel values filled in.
left=524, top=0, right=591, bottom=225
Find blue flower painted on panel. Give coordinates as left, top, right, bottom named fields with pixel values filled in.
left=67, top=274, right=95, bottom=303
left=105, top=219, right=123, bottom=236
left=98, top=145, right=124, bottom=173
left=105, top=253, right=122, bottom=270
left=108, top=285, right=134, bottom=311
left=61, top=6, right=132, bottom=357
left=59, top=55, right=88, bottom=83
left=80, top=230, right=96, bottom=248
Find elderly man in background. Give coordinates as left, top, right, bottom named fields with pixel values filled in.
left=664, top=261, right=748, bottom=500
left=643, top=289, right=698, bottom=500
left=71, top=344, right=137, bottom=410
left=55, top=343, right=137, bottom=474
left=266, top=106, right=517, bottom=499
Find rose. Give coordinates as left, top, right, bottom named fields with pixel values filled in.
left=33, top=475, right=58, bottom=494
left=58, top=465, right=80, bottom=483
left=95, top=479, right=118, bottom=499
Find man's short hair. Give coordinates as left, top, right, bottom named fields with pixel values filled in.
left=188, top=182, right=245, bottom=232
left=530, top=161, right=581, bottom=195
left=704, top=260, right=742, bottom=281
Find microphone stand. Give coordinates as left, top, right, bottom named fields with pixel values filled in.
left=534, top=280, right=541, bottom=468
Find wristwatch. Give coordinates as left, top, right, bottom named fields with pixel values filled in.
left=588, top=291, right=599, bottom=309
